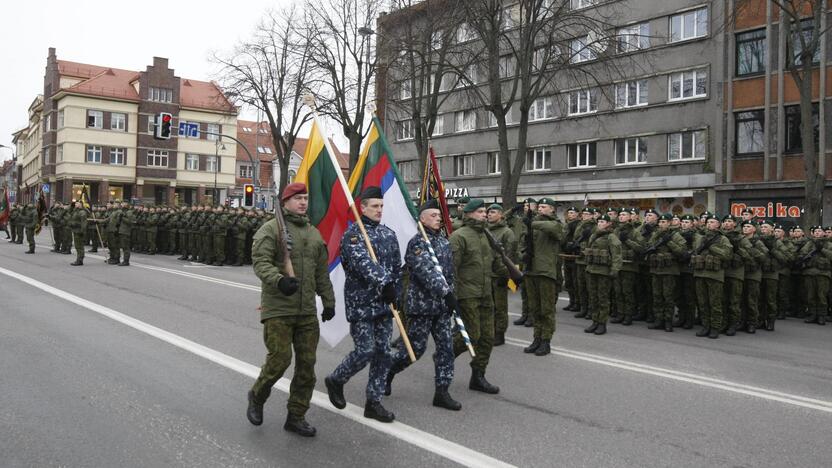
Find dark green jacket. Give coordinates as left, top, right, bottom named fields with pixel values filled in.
left=574, top=219, right=596, bottom=266
left=585, top=229, right=623, bottom=276
left=450, top=218, right=505, bottom=300
left=646, top=228, right=688, bottom=275
left=488, top=220, right=517, bottom=278
left=743, top=235, right=769, bottom=282
left=67, top=208, right=88, bottom=234
left=252, top=212, right=335, bottom=321
left=723, top=230, right=753, bottom=280
left=691, top=230, right=733, bottom=282
left=614, top=222, right=645, bottom=273
left=212, top=213, right=230, bottom=235
left=797, top=238, right=832, bottom=278
left=526, top=213, right=564, bottom=280
left=117, top=208, right=135, bottom=236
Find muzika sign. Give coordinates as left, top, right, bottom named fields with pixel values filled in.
left=729, top=200, right=802, bottom=219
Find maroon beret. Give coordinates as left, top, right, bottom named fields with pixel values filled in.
left=281, top=182, right=307, bottom=201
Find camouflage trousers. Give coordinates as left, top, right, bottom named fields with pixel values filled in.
left=492, top=278, right=509, bottom=336
left=741, top=279, right=761, bottom=326
left=576, top=263, right=589, bottom=315
left=235, top=237, right=247, bottom=264
left=526, top=275, right=558, bottom=338
left=25, top=227, right=35, bottom=249
left=651, top=274, right=677, bottom=324
left=805, top=275, right=830, bottom=314
left=16, top=225, right=25, bottom=243
left=760, top=278, right=779, bottom=322
left=777, top=273, right=791, bottom=317
left=213, top=234, right=226, bottom=263
left=587, top=273, right=613, bottom=324
left=146, top=228, right=158, bottom=253
left=330, top=316, right=393, bottom=403
left=696, top=277, right=724, bottom=331
left=723, top=277, right=743, bottom=327
left=637, top=268, right=653, bottom=318
left=52, top=226, right=62, bottom=250
left=251, top=315, right=319, bottom=418
left=389, top=313, right=454, bottom=388
left=72, top=232, right=85, bottom=262
left=106, top=232, right=119, bottom=261
left=790, top=274, right=807, bottom=317
left=453, top=296, right=494, bottom=373
left=676, top=273, right=697, bottom=326
left=62, top=227, right=72, bottom=253
left=563, top=261, right=577, bottom=297
left=616, top=270, right=638, bottom=320
left=119, top=233, right=131, bottom=262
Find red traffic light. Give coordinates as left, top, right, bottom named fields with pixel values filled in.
left=162, top=114, right=172, bottom=123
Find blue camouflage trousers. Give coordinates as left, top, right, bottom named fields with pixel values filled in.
left=330, top=316, right=393, bottom=403
left=390, top=313, right=454, bottom=388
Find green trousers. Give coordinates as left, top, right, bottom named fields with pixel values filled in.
left=724, top=277, right=743, bottom=327
left=576, top=264, right=589, bottom=315
left=587, top=273, right=613, bottom=324
left=72, top=232, right=85, bottom=262
left=761, top=278, right=778, bottom=322
left=651, top=274, right=677, bottom=324
left=742, top=279, right=761, bottom=326
left=616, top=270, right=638, bottom=320
left=25, top=227, right=35, bottom=249
left=696, top=277, right=724, bottom=331
left=119, top=233, right=131, bottom=262
left=777, top=273, right=791, bottom=317
left=251, top=315, right=319, bottom=418
left=213, top=234, right=226, bottom=263
left=677, top=273, right=696, bottom=325
left=790, top=275, right=806, bottom=317
left=526, top=275, right=557, bottom=339
left=492, top=278, right=509, bottom=336
left=453, top=296, right=494, bottom=372
left=805, top=275, right=830, bottom=313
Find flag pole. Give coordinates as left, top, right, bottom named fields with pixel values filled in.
left=302, top=93, right=416, bottom=363
left=84, top=184, right=107, bottom=257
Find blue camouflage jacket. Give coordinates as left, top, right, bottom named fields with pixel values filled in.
left=340, top=216, right=402, bottom=322
left=405, top=228, right=453, bottom=316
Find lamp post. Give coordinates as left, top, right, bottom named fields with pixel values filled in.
left=213, top=140, right=226, bottom=207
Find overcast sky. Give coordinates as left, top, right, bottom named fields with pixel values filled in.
left=0, top=0, right=300, bottom=162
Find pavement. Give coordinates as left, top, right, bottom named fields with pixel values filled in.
left=1, top=232, right=831, bottom=468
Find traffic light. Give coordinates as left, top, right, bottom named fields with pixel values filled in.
left=154, top=112, right=173, bottom=140
left=243, top=184, right=254, bottom=208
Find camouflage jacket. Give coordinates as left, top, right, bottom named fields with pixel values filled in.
left=404, top=228, right=453, bottom=316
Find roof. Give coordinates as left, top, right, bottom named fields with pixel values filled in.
left=53, top=58, right=235, bottom=112
left=236, top=119, right=348, bottom=169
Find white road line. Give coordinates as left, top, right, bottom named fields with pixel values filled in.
left=0, top=266, right=514, bottom=468
left=502, top=336, right=832, bottom=414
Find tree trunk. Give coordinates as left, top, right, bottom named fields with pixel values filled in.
left=799, top=64, right=822, bottom=228
left=348, top=132, right=363, bottom=173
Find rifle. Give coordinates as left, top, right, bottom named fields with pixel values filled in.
left=642, top=230, right=673, bottom=260
left=522, top=209, right=535, bottom=266
left=694, top=231, right=722, bottom=256
left=483, top=227, right=524, bottom=284
left=796, top=242, right=820, bottom=268
left=567, top=223, right=593, bottom=254
left=273, top=205, right=294, bottom=277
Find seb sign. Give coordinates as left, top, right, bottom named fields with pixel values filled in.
left=730, top=200, right=802, bottom=219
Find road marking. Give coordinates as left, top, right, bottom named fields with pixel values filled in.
left=0, top=266, right=514, bottom=468
left=502, top=336, right=832, bottom=414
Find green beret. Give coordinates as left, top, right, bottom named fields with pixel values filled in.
left=644, top=209, right=658, bottom=216
left=463, top=198, right=485, bottom=213
left=740, top=220, right=757, bottom=227
left=759, top=219, right=774, bottom=226
left=457, top=196, right=471, bottom=204
left=659, top=213, right=673, bottom=221
left=538, top=197, right=556, bottom=208
left=524, top=197, right=537, bottom=204
left=598, top=214, right=611, bottom=222
left=487, top=203, right=503, bottom=212
left=704, top=213, right=719, bottom=221
left=566, top=206, right=578, bottom=212
left=722, top=215, right=737, bottom=222
left=605, top=207, right=619, bottom=213
left=680, top=214, right=695, bottom=221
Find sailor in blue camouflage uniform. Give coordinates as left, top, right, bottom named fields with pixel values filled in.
left=384, top=200, right=461, bottom=411
left=325, top=186, right=402, bottom=423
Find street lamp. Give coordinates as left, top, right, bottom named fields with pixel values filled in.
left=214, top=141, right=225, bottom=207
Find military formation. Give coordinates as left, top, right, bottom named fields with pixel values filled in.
left=5, top=201, right=274, bottom=267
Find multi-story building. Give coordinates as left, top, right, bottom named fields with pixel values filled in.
left=718, top=0, right=831, bottom=225
left=0, top=159, right=17, bottom=202
left=15, top=48, right=238, bottom=206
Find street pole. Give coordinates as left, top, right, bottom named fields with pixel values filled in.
left=213, top=140, right=219, bottom=207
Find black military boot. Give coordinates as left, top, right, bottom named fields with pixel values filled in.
left=177, top=254, right=188, bottom=260
left=89, top=248, right=98, bottom=253
left=672, top=317, right=684, bottom=328
left=324, top=376, right=346, bottom=409
left=594, top=323, right=607, bottom=335
left=246, top=390, right=263, bottom=426
left=621, top=317, right=633, bottom=326
left=523, top=317, right=534, bottom=327
left=523, top=337, right=541, bottom=353
left=513, top=316, right=527, bottom=326
left=574, top=310, right=588, bottom=319
left=725, top=325, right=737, bottom=336
left=647, top=321, right=665, bottom=330
left=682, top=319, right=694, bottom=330
left=107, top=258, right=119, bottom=265
left=493, top=333, right=505, bottom=346
left=765, top=320, right=775, bottom=331
left=233, top=261, right=243, bottom=267
left=70, top=259, right=83, bottom=266
left=746, top=323, right=756, bottom=333
left=584, top=322, right=599, bottom=333
left=469, top=370, right=499, bottom=394
left=664, top=322, right=673, bottom=332
left=610, top=316, right=623, bottom=324
left=118, top=260, right=130, bottom=266
left=25, top=246, right=34, bottom=254
left=708, top=329, right=719, bottom=339
left=364, top=400, right=395, bottom=423
left=534, top=340, right=551, bottom=356
left=432, top=386, right=462, bottom=411
left=696, top=327, right=710, bottom=337
left=284, top=415, right=316, bottom=437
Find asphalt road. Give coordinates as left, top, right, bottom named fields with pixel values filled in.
left=1, top=232, right=831, bottom=468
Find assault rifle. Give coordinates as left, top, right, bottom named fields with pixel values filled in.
left=693, top=231, right=722, bottom=256
left=796, top=242, right=820, bottom=268
left=483, top=227, right=524, bottom=284
left=522, top=209, right=535, bottom=267
left=641, top=230, right=673, bottom=261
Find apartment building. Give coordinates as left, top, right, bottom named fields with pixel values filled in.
left=719, top=0, right=831, bottom=224
left=15, top=48, right=238, bottom=206
left=380, top=0, right=726, bottom=216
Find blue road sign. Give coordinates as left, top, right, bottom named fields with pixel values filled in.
left=178, top=121, right=200, bottom=138
left=41, top=183, right=50, bottom=194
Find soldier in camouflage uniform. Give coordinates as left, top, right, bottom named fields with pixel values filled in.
left=245, top=209, right=261, bottom=265
left=146, top=207, right=160, bottom=254
left=211, top=205, right=229, bottom=266
left=21, top=203, right=37, bottom=253
left=451, top=196, right=469, bottom=231
left=8, top=204, right=20, bottom=243
left=773, top=224, right=794, bottom=320
left=246, top=183, right=335, bottom=437
left=513, top=198, right=537, bottom=327
left=48, top=202, right=66, bottom=253
left=487, top=204, right=517, bottom=346
left=758, top=221, right=792, bottom=330
left=68, top=201, right=88, bottom=266
left=117, top=201, right=135, bottom=266
left=789, top=226, right=809, bottom=318
left=722, top=216, right=753, bottom=335
left=562, top=206, right=581, bottom=311
left=232, top=208, right=250, bottom=266
left=325, top=186, right=401, bottom=423
left=675, top=215, right=697, bottom=329
left=584, top=215, right=623, bottom=335
left=200, top=205, right=215, bottom=264
left=691, top=214, right=733, bottom=338
left=522, top=198, right=563, bottom=356
left=612, top=209, right=644, bottom=325
left=175, top=206, right=190, bottom=260
left=385, top=200, right=461, bottom=411
left=740, top=221, right=769, bottom=333
left=573, top=208, right=597, bottom=320
left=644, top=213, right=687, bottom=332
left=104, top=201, right=121, bottom=264
left=636, top=209, right=659, bottom=321
left=797, top=226, right=832, bottom=325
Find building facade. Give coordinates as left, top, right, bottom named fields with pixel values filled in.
left=15, top=48, right=238, bottom=206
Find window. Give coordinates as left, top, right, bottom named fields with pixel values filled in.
left=499, top=56, right=515, bottom=78
left=571, top=0, right=597, bottom=9
left=670, top=7, right=708, bottom=42
left=568, top=89, right=598, bottom=115
left=668, top=130, right=706, bottom=160
left=111, top=112, right=126, bottom=131
left=501, top=7, right=517, bottom=30
left=464, top=63, right=478, bottom=85
left=488, top=108, right=513, bottom=128
left=615, top=137, right=647, bottom=164
left=239, top=164, right=253, bottom=178
left=431, top=30, right=443, bottom=49
left=488, top=152, right=500, bottom=174
left=526, top=148, right=552, bottom=171
left=455, top=110, right=477, bottom=132
left=398, top=161, right=418, bottom=182
left=207, top=123, right=220, bottom=141
left=258, top=127, right=268, bottom=134
left=87, top=110, right=103, bottom=129
left=400, top=80, right=412, bottom=99
left=57, top=145, right=63, bottom=162
left=432, top=115, right=445, bottom=136
left=147, top=150, right=169, bottom=167
left=669, top=69, right=707, bottom=100
left=147, top=115, right=155, bottom=134
left=735, top=111, right=765, bottom=155
left=186, top=154, right=199, bottom=170
left=397, top=120, right=414, bottom=141
left=57, top=110, right=64, bottom=129
left=149, top=87, right=173, bottom=103
left=616, top=80, right=648, bottom=108
left=44, top=114, right=51, bottom=131
left=242, top=127, right=252, bottom=133
left=86, top=145, right=102, bottom=163
left=206, top=156, right=217, bottom=173
left=256, top=146, right=272, bottom=154
left=618, top=23, right=650, bottom=53
left=454, top=155, right=474, bottom=176
left=530, top=97, right=555, bottom=121
left=736, top=29, right=766, bottom=76
left=571, top=36, right=597, bottom=63
left=456, top=23, right=476, bottom=43
left=440, top=72, right=455, bottom=92
left=568, top=142, right=597, bottom=168
left=791, top=19, right=821, bottom=66
left=785, top=104, right=820, bottom=153
left=109, top=147, right=125, bottom=165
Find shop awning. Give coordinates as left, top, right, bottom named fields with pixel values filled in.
left=549, top=189, right=697, bottom=201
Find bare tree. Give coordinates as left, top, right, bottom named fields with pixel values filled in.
left=305, top=0, right=383, bottom=170
left=213, top=6, right=313, bottom=194
left=760, top=0, right=829, bottom=227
